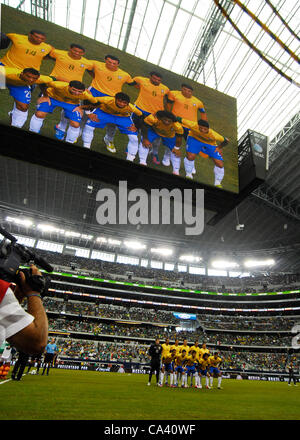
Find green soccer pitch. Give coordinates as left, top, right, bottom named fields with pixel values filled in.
left=0, top=5, right=238, bottom=193
left=1, top=369, right=299, bottom=420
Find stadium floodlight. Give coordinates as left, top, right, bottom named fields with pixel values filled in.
left=108, top=238, right=122, bottom=245
left=212, top=260, right=239, bottom=269
left=151, top=247, right=173, bottom=256
left=96, top=237, right=107, bottom=243
left=37, top=224, right=65, bottom=234
left=124, top=240, right=146, bottom=250
left=244, top=259, right=275, bottom=268
left=5, top=216, right=33, bottom=227
left=179, top=255, right=202, bottom=262
left=80, top=234, right=93, bottom=240
left=65, top=231, right=81, bottom=237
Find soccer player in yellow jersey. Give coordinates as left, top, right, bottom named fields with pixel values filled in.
left=170, top=339, right=180, bottom=356
left=128, top=71, right=169, bottom=165
left=29, top=80, right=97, bottom=143
left=87, top=54, right=133, bottom=151
left=2, top=66, right=53, bottom=128
left=166, top=84, right=207, bottom=136
left=180, top=118, right=229, bottom=186
left=208, top=352, right=223, bottom=389
left=47, top=43, right=94, bottom=139
left=184, top=350, right=199, bottom=388
left=80, top=92, right=141, bottom=160
left=139, top=110, right=183, bottom=175
left=161, top=337, right=171, bottom=359
left=0, top=30, right=52, bottom=70
left=190, top=340, right=201, bottom=359
left=173, top=349, right=188, bottom=387
left=179, top=339, right=190, bottom=356
left=198, top=342, right=210, bottom=360
left=159, top=348, right=177, bottom=387
left=48, top=44, right=93, bottom=82
left=196, top=352, right=211, bottom=389
left=165, top=84, right=207, bottom=175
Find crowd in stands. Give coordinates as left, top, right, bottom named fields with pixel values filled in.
left=33, top=248, right=300, bottom=293
left=48, top=317, right=293, bottom=347
left=199, top=315, right=300, bottom=331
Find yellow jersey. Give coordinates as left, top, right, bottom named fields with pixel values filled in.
left=198, top=358, right=210, bottom=370
left=179, top=344, right=190, bottom=356
left=185, top=355, right=198, bottom=367
left=95, top=96, right=142, bottom=117
left=189, top=345, right=200, bottom=358
left=198, top=347, right=210, bottom=359
left=45, top=81, right=97, bottom=105
left=162, top=352, right=176, bottom=364
left=90, top=61, right=132, bottom=96
left=143, top=113, right=184, bottom=139
left=174, top=353, right=188, bottom=367
left=208, top=355, right=222, bottom=368
left=161, top=343, right=171, bottom=358
left=182, top=119, right=225, bottom=146
left=1, top=33, right=52, bottom=70
left=3, top=67, right=53, bottom=87
left=49, top=49, right=93, bottom=82
left=170, top=344, right=181, bottom=356
left=167, top=90, right=205, bottom=125
left=133, top=76, right=169, bottom=114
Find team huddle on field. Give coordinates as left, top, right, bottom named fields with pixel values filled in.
left=0, top=29, right=229, bottom=184
left=148, top=338, right=223, bottom=390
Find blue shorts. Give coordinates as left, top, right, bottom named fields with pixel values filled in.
left=199, top=369, right=208, bottom=375
left=145, top=127, right=176, bottom=150
left=37, top=97, right=82, bottom=122
left=209, top=367, right=220, bottom=375
left=86, top=108, right=137, bottom=135
left=186, top=136, right=223, bottom=160
left=88, top=87, right=110, bottom=98
left=186, top=366, right=196, bottom=375
left=175, top=366, right=184, bottom=373
left=7, top=84, right=33, bottom=104
left=163, top=362, right=173, bottom=372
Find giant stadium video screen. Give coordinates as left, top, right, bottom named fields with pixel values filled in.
left=0, top=5, right=238, bottom=193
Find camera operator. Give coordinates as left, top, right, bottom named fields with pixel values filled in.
left=0, top=264, right=48, bottom=355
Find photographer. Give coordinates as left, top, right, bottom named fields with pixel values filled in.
left=0, top=264, right=48, bottom=355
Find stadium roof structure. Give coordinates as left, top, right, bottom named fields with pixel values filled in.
left=2, top=0, right=299, bottom=141
left=0, top=0, right=300, bottom=273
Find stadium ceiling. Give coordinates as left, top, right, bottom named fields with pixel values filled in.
left=3, top=0, right=300, bottom=141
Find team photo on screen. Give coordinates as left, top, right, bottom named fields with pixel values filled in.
left=0, top=5, right=238, bottom=193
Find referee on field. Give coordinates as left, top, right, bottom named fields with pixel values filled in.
left=42, top=337, right=58, bottom=376
left=147, top=338, right=162, bottom=386
left=288, top=362, right=298, bottom=386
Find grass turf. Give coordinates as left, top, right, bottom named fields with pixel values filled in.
left=0, top=5, right=238, bottom=193
left=1, top=369, right=300, bottom=420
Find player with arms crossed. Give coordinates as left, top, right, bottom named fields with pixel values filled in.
left=86, top=54, right=133, bottom=152
left=128, top=71, right=169, bottom=164
left=2, top=66, right=54, bottom=128
left=178, top=118, right=229, bottom=186
left=47, top=43, right=94, bottom=140
left=0, top=29, right=52, bottom=70
left=29, top=80, right=97, bottom=143
left=139, top=110, right=183, bottom=175
left=208, top=352, right=223, bottom=389
left=80, top=92, right=141, bottom=161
